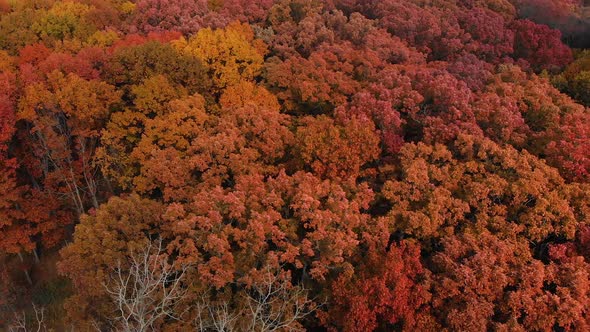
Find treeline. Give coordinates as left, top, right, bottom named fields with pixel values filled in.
left=1, top=0, right=590, bottom=331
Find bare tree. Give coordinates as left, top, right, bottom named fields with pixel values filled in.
left=244, top=267, right=318, bottom=332
left=8, top=303, right=46, bottom=332
left=194, top=267, right=319, bottom=332
left=103, top=239, right=190, bottom=332
left=194, top=295, right=239, bottom=332
left=102, top=240, right=318, bottom=332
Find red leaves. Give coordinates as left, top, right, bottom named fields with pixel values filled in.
left=0, top=0, right=8, bottom=13
left=0, top=63, right=29, bottom=254
left=511, top=19, right=573, bottom=72
left=0, top=68, right=16, bottom=156
left=130, top=0, right=209, bottom=35
left=458, top=7, right=514, bottom=62
left=327, top=241, right=430, bottom=331
left=130, top=0, right=273, bottom=34
left=109, top=31, right=183, bottom=50
left=375, top=0, right=468, bottom=60
left=265, top=44, right=362, bottom=111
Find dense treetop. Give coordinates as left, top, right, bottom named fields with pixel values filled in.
left=1, top=0, right=589, bottom=331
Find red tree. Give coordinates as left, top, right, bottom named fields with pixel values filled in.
left=510, top=19, right=573, bottom=72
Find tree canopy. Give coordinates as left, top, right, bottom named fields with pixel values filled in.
left=1, top=0, right=589, bottom=330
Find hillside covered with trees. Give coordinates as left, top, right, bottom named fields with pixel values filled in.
left=1, top=0, right=590, bottom=331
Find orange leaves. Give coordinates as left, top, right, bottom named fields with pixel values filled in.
left=296, top=114, right=380, bottom=180
left=219, top=80, right=280, bottom=111
left=205, top=82, right=292, bottom=173
left=477, top=65, right=590, bottom=182
left=265, top=44, right=362, bottom=111
left=284, top=172, right=373, bottom=279
left=2, top=1, right=590, bottom=331
left=17, top=70, right=120, bottom=173
left=16, top=70, right=120, bottom=216
left=58, top=194, right=164, bottom=326
left=143, top=94, right=208, bottom=151
left=19, top=70, right=120, bottom=136
left=131, top=94, right=208, bottom=198
left=99, top=78, right=292, bottom=199
left=427, top=227, right=590, bottom=331
left=165, top=170, right=374, bottom=287
left=429, top=231, right=533, bottom=330
left=384, top=135, right=580, bottom=242
left=383, top=146, right=470, bottom=239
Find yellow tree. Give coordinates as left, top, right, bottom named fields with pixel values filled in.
left=32, top=1, right=97, bottom=46
left=99, top=79, right=293, bottom=200
left=173, top=21, right=266, bottom=92
left=97, top=75, right=190, bottom=191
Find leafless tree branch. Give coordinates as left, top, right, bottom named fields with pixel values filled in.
left=8, top=303, right=46, bottom=332
left=193, top=266, right=319, bottom=332
left=103, top=238, right=190, bottom=332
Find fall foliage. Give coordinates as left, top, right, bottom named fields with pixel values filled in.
left=1, top=0, right=589, bottom=331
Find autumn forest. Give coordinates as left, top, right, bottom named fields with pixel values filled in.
left=1, top=0, right=590, bottom=330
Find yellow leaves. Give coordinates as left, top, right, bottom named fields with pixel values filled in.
left=0, top=50, right=13, bottom=72
left=46, top=1, right=91, bottom=17
left=18, top=71, right=121, bottom=135
left=207, top=0, right=223, bottom=11
left=99, top=91, right=209, bottom=198
left=17, top=83, right=52, bottom=123
left=97, top=109, right=147, bottom=189
left=220, top=80, right=280, bottom=112
left=106, top=40, right=208, bottom=94
left=119, top=1, right=135, bottom=15
left=131, top=74, right=187, bottom=115
left=86, top=29, right=119, bottom=47
left=32, top=1, right=96, bottom=42
left=51, top=73, right=118, bottom=125
left=148, top=94, right=208, bottom=150
left=174, top=21, right=267, bottom=91
left=132, top=94, right=209, bottom=198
